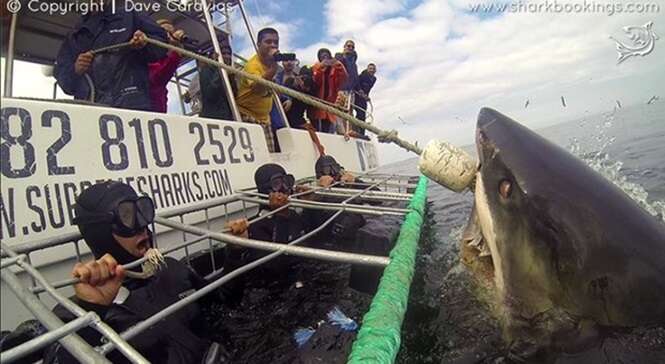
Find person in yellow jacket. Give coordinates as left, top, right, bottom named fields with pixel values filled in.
left=236, top=27, right=280, bottom=152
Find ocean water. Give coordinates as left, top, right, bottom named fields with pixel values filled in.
left=384, top=102, right=665, bottom=363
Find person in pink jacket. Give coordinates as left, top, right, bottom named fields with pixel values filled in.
left=148, top=19, right=185, bottom=113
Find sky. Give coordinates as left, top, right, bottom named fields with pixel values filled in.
left=2, top=0, right=664, bottom=163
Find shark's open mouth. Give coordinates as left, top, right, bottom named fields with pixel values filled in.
left=460, top=171, right=500, bottom=287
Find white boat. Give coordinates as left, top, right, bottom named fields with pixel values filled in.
left=0, top=2, right=429, bottom=363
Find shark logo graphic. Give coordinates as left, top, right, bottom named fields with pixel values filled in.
left=610, top=21, right=659, bottom=64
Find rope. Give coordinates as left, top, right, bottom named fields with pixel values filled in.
left=134, top=36, right=423, bottom=156
left=303, top=123, right=326, bottom=156
left=347, top=176, right=428, bottom=363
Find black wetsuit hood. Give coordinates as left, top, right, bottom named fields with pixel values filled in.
left=73, top=181, right=149, bottom=266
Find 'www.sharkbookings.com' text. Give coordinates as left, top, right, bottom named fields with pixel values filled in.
left=469, top=1, right=661, bottom=16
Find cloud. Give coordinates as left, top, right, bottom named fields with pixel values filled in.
left=324, top=0, right=408, bottom=37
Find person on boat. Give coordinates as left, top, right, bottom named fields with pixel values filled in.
left=315, top=155, right=360, bottom=188
left=282, top=66, right=315, bottom=130
left=148, top=18, right=185, bottom=113
left=54, top=1, right=168, bottom=111
left=353, top=63, right=377, bottom=133
left=340, top=40, right=359, bottom=93
left=336, top=40, right=359, bottom=137
left=235, top=27, right=281, bottom=152
left=198, top=45, right=237, bottom=120
left=311, top=48, right=348, bottom=134
left=184, top=73, right=202, bottom=114
left=43, top=181, right=228, bottom=363
left=274, top=58, right=299, bottom=124
left=223, top=163, right=364, bottom=294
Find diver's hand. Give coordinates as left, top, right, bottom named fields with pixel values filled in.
left=283, top=99, right=293, bottom=112
left=170, top=29, right=185, bottom=45
left=72, top=254, right=124, bottom=306
left=318, top=175, right=335, bottom=188
left=74, top=52, right=94, bottom=75
left=295, top=185, right=314, bottom=201
left=340, top=172, right=355, bottom=184
left=269, top=192, right=289, bottom=210
left=226, top=218, right=249, bottom=238
left=129, top=30, right=147, bottom=49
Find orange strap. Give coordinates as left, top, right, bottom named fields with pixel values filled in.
left=303, top=123, right=326, bottom=156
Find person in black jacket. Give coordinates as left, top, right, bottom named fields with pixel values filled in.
left=315, top=155, right=361, bottom=188
left=353, top=64, right=377, bottom=133
left=54, top=1, right=168, bottom=111
left=43, top=181, right=227, bottom=363
left=198, top=45, right=236, bottom=120
left=224, top=162, right=366, bottom=297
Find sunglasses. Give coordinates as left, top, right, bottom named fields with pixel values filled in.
left=74, top=196, right=156, bottom=238
left=266, top=174, right=295, bottom=194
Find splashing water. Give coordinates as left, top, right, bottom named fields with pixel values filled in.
left=567, top=112, right=665, bottom=222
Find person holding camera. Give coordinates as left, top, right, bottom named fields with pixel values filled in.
left=311, top=48, right=348, bottom=133
left=148, top=19, right=186, bottom=113
left=236, top=27, right=287, bottom=153
left=283, top=66, right=315, bottom=129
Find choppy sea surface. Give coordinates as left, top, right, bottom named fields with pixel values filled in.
left=381, top=102, right=665, bottom=363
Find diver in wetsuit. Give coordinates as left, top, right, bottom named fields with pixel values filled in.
left=43, top=181, right=228, bottom=364
left=224, top=164, right=365, bottom=288
left=315, top=155, right=374, bottom=192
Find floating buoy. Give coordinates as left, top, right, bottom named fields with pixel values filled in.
left=418, top=140, right=477, bottom=192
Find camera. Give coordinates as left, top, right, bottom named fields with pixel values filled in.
left=273, top=52, right=296, bottom=62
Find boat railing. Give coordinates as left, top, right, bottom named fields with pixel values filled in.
left=1, top=172, right=423, bottom=363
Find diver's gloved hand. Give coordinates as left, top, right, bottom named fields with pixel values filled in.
left=318, top=175, right=335, bottom=188
left=225, top=218, right=249, bottom=238
left=340, top=172, right=355, bottom=184
left=129, top=30, right=147, bottom=49
left=72, top=254, right=125, bottom=306
left=295, top=185, right=315, bottom=201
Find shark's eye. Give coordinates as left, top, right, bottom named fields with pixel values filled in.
left=499, top=179, right=512, bottom=199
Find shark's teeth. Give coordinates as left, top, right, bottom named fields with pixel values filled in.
left=479, top=243, right=492, bottom=257
left=467, top=235, right=483, bottom=248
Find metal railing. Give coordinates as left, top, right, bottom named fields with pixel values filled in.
left=1, top=173, right=416, bottom=363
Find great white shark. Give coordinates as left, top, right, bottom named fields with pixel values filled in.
left=460, top=108, right=665, bottom=357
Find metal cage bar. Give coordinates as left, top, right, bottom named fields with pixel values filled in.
left=1, top=243, right=149, bottom=364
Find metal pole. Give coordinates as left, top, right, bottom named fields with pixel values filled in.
left=154, top=216, right=390, bottom=266
left=173, top=69, right=187, bottom=115
left=325, top=187, right=413, bottom=198
left=224, top=1, right=233, bottom=40
left=3, top=12, right=18, bottom=97
left=1, top=254, right=25, bottom=269
left=238, top=194, right=409, bottom=215
left=314, top=191, right=411, bottom=202
left=1, top=243, right=149, bottom=364
left=199, top=0, right=242, bottom=121
left=31, top=234, right=212, bottom=294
